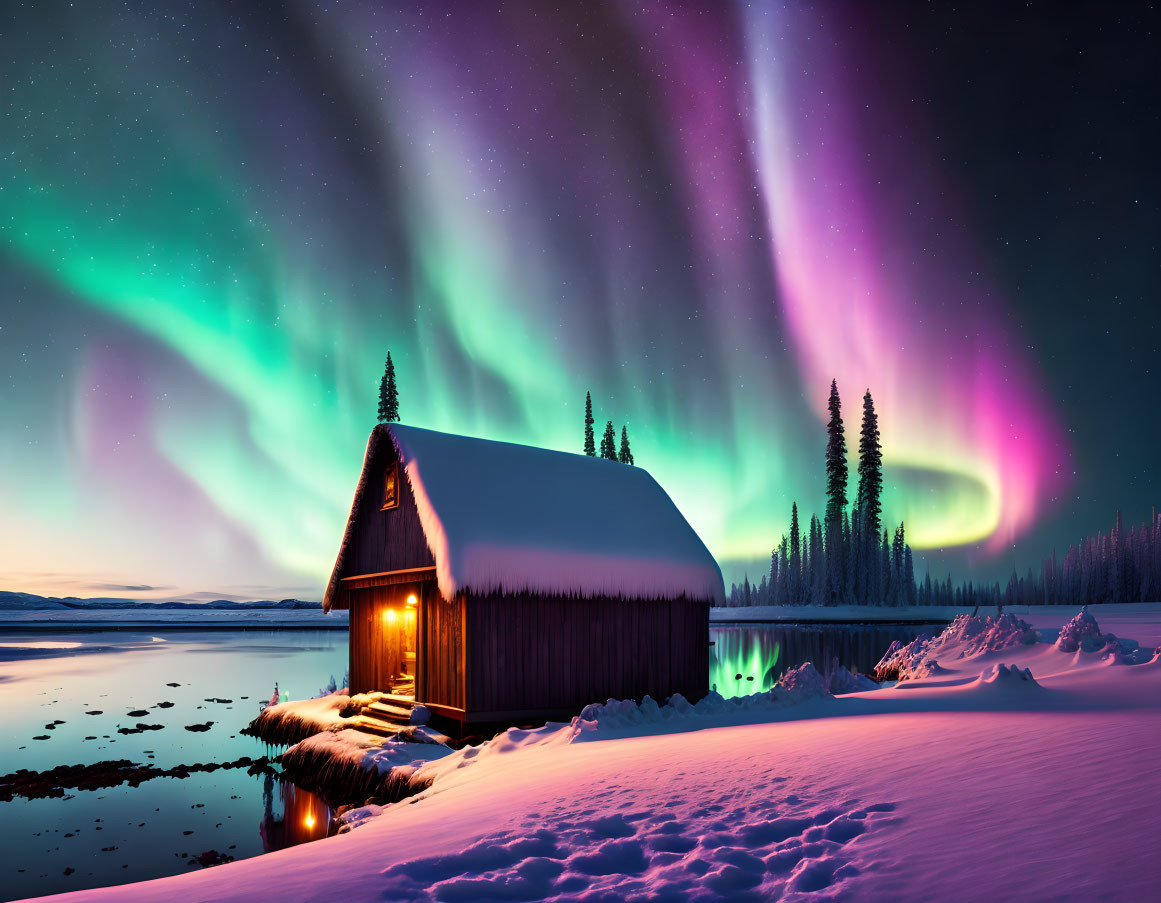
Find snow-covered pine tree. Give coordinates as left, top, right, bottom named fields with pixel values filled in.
left=584, top=391, right=596, bottom=456
left=600, top=420, right=618, bottom=460
left=618, top=425, right=634, bottom=465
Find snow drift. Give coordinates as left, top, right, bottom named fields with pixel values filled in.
left=1054, top=606, right=1140, bottom=657
left=875, top=613, right=1040, bottom=681
left=875, top=608, right=1149, bottom=683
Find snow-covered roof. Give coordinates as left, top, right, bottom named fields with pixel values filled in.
left=325, top=424, right=723, bottom=607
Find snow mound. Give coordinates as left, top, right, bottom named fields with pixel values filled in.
left=334, top=802, right=385, bottom=833
left=825, top=658, right=880, bottom=694
left=415, top=666, right=840, bottom=792
left=971, top=663, right=1042, bottom=691
left=874, top=614, right=1038, bottom=681
left=902, top=659, right=951, bottom=681
left=566, top=663, right=836, bottom=740
left=246, top=689, right=390, bottom=744
left=288, top=728, right=453, bottom=776
left=1053, top=606, right=1141, bottom=659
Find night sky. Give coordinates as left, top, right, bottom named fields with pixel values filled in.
left=1, top=1, right=1157, bottom=600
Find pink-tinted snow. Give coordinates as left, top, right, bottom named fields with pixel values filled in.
left=33, top=608, right=1161, bottom=903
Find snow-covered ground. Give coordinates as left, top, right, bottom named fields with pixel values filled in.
left=31, top=606, right=1161, bottom=902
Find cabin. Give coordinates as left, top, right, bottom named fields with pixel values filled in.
left=323, top=424, right=723, bottom=733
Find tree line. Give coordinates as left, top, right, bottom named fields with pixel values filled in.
left=583, top=391, right=634, bottom=465
left=375, top=357, right=1154, bottom=607
left=724, top=378, right=1158, bottom=609
left=1003, top=510, right=1160, bottom=606
left=723, top=381, right=917, bottom=608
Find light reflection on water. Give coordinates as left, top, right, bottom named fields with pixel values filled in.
left=260, top=773, right=333, bottom=851
left=709, top=622, right=945, bottom=698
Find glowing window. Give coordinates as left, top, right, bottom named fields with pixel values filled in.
left=382, top=463, right=398, bottom=510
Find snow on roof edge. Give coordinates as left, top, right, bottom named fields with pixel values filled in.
left=401, top=456, right=456, bottom=600
left=326, top=424, right=725, bottom=608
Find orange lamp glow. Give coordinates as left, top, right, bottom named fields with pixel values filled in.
left=305, top=812, right=315, bottom=828
left=406, top=594, right=417, bottom=606
left=382, top=609, right=397, bottom=625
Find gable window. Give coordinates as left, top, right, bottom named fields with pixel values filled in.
left=382, top=463, right=398, bottom=510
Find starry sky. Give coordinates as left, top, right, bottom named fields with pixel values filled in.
left=1, top=1, right=1157, bottom=601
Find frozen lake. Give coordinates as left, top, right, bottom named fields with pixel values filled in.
left=0, top=629, right=348, bottom=902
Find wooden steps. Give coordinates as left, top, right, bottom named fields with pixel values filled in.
left=350, top=694, right=416, bottom=738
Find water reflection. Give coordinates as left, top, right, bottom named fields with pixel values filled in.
left=260, top=774, right=334, bottom=851
left=709, top=622, right=944, bottom=698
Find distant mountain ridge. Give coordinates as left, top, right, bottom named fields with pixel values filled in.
left=0, top=591, right=322, bottom=611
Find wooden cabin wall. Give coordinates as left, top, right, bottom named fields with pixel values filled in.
left=417, top=587, right=465, bottom=712
left=341, top=442, right=435, bottom=579
left=347, top=588, right=377, bottom=695
left=463, top=593, right=709, bottom=722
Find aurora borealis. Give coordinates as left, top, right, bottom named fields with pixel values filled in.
left=1, top=2, right=1156, bottom=600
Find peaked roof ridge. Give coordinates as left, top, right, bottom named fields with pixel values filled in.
left=324, top=423, right=724, bottom=609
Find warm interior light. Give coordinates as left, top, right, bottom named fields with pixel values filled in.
left=383, top=609, right=397, bottom=625
left=406, top=594, right=417, bottom=607
left=305, top=812, right=315, bottom=828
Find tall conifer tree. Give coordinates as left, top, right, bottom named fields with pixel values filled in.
left=618, top=425, right=634, bottom=465
left=600, top=420, right=618, bottom=460
left=789, top=502, right=802, bottom=605
left=378, top=352, right=399, bottom=423
left=824, top=380, right=848, bottom=533
left=824, top=380, right=848, bottom=604
left=583, top=391, right=596, bottom=456
left=857, top=389, right=882, bottom=540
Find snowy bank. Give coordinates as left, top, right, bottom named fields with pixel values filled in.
left=873, top=607, right=1150, bottom=682
left=275, top=664, right=849, bottom=811
left=41, top=607, right=1161, bottom=903
left=245, top=690, right=384, bottom=745
left=280, top=728, right=451, bottom=807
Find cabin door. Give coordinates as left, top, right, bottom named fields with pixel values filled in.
left=373, top=582, right=419, bottom=698
left=350, top=582, right=420, bottom=697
